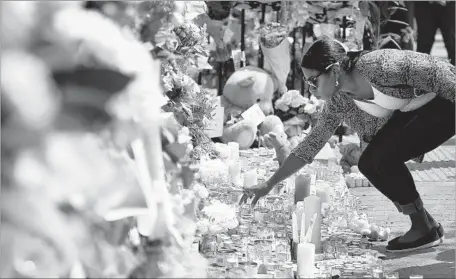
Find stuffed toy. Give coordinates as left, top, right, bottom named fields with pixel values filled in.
left=220, top=66, right=278, bottom=149
left=339, top=142, right=363, bottom=174
left=264, top=132, right=290, bottom=166
left=194, top=11, right=292, bottom=150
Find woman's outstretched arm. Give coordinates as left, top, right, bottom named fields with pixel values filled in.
left=266, top=101, right=344, bottom=188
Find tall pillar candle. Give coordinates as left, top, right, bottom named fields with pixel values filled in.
left=294, top=174, right=311, bottom=204
left=297, top=242, right=315, bottom=279
left=228, top=160, right=242, bottom=186
left=315, top=182, right=331, bottom=203
left=243, top=169, right=258, bottom=188
left=304, top=195, right=322, bottom=252
left=228, top=142, right=239, bottom=161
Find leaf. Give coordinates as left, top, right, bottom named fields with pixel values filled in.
left=378, top=36, right=402, bottom=50
left=53, top=68, right=133, bottom=94
left=384, top=19, right=409, bottom=27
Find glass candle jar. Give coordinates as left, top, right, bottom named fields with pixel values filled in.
left=385, top=272, right=400, bottom=279
left=225, top=251, right=239, bottom=269
left=239, top=261, right=258, bottom=277
left=200, top=235, right=217, bottom=257
left=226, top=267, right=246, bottom=278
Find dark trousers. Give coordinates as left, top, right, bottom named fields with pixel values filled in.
left=415, top=1, right=455, bottom=65
left=358, top=97, right=455, bottom=210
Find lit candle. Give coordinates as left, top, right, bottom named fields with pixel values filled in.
left=285, top=177, right=295, bottom=193
left=297, top=242, right=315, bottom=279
left=315, top=183, right=332, bottom=203
left=292, top=212, right=299, bottom=243
left=243, top=170, right=258, bottom=188
left=304, top=195, right=322, bottom=252
left=228, top=142, right=240, bottom=161
left=228, top=160, right=242, bottom=186
left=294, top=174, right=311, bottom=204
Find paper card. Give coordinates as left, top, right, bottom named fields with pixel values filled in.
left=241, top=103, right=266, bottom=126
left=204, top=106, right=224, bottom=138
left=232, top=49, right=243, bottom=70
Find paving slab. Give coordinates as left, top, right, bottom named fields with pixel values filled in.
left=352, top=182, right=455, bottom=278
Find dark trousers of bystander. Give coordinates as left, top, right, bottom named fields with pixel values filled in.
left=415, top=1, right=455, bottom=65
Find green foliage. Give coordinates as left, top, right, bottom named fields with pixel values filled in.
left=361, top=1, right=410, bottom=50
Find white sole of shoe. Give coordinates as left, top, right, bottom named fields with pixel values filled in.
left=386, top=238, right=442, bottom=253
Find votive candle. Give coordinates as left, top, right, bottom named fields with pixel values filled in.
left=228, top=142, right=240, bottom=161
left=244, top=169, right=258, bottom=188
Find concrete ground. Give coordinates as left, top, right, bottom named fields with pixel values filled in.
left=351, top=132, right=455, bottom=278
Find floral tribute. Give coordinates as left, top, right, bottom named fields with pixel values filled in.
left=256, top=22, right=290, bottom=48
left=274, top=90, right=324, bottom=135
left=144, top=4, right=218, bottom=162
left=1, top=1, right=210, bottom=278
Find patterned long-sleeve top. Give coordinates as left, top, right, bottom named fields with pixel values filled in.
left=291, top=49, right=456, bottom=164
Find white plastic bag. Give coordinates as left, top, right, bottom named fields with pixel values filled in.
left=261, top=38, right=291, bottom=94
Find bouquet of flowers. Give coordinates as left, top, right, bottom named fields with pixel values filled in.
left=197, top=201, right=239, bottom=235
left=257, top=22, right=290, bottom=48
left=274, top=90, right=324, bottom=135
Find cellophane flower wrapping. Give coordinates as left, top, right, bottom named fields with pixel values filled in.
left=257, top=22, right=292, bottom=93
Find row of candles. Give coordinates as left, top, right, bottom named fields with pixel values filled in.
left=200, top=143, right=423, bottom=279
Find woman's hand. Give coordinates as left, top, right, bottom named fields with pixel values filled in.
left=239, top=181, right=274, bottom=207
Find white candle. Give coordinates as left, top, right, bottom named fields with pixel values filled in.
left=243, top=169, right=258, bottom=188
left=285, top=177, right=295, bottom=193
left=228, top=142, right=240, bottom=161
left=292, top=212, right=299, bottom=243
left=297, top=242, right=315, bottom=278
left=228, top=160, right=242, bottom=186
left=294, top=174, right=311, bottom=204
left=315, top=184, right=331, bottom=203
left=304, top=195, right=322, bottom=252
left=299, top=212, right=306, bottom=243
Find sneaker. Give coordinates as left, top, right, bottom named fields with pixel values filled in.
left=386, top=226, right=441, bottom=253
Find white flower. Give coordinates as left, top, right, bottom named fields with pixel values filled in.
left=178, top=127, right=192, bottom=144
left=304, top=103, right=316, bottom=114
left=280, top=91, right=294, bottom=106
left=193, top=183, right=209, bottom=199
left=310, top=95, right=319, bottom=104
left=290, top=94, right=309, bottom=108
left=275, top=99, right=289, bottom=112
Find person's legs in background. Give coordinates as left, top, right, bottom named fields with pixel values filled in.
left=415, top=2, right=438, bottom=54
left=437, top=2, right=455, bottom=65
left=358, top=97, right=455, bottom=248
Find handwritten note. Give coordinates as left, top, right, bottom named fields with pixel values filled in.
left=241, top=103, right=266, bottom=127
left=204, top=97, right=224, bottom=138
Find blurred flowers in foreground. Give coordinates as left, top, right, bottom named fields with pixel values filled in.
left=1, top=1, right=206, bottom=278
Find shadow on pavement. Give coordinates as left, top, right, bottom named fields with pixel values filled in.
left=437, top=250, right=456, bottom=263
left=376, top=245, right=439, bottom=260
left=394, top=262, right=455, bottom=278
